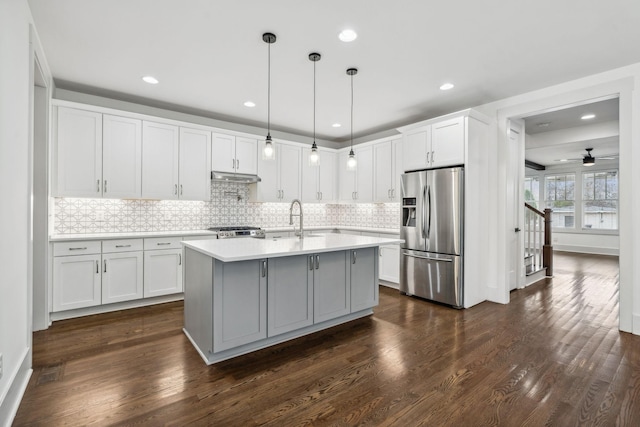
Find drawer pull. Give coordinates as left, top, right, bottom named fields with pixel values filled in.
left=157, top=242, right=171, bottom=246
left=69, top=247, right=88, bottom=251
left=96, top=260, right=99, bottom=274
left=115, top=244, right=131, bottom=248
left=179, top=253, right=182, bottom=266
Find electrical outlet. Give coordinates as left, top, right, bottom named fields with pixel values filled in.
left=0, top=353, right=3, bottom=379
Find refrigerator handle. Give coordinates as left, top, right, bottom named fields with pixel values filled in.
left=427, top=185, right=432, bottom=237
left=422, top=185, right=427, bottom=239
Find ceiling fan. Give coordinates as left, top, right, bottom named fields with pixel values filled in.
left=554, top=148, right=618, bottom=166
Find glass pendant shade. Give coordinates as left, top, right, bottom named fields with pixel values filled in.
left=346, top=148, right=357, bottom=171
left=309, top=142, right=320, bottom=166
left=263, top=134, right=275, bottom=160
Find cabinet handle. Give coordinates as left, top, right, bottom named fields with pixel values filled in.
left=103, top=260, right=107, bottom=273
left=320, top=192, right=323, bottom=200
left=96, top=260, right=99, bottom=274
left=236, top=159, right=239, bottom=170
left=309, top=255, right=314, bottom=271
left=355, top=191, right=358, bottom=200
left=115, top=244, right=131, bottom=248
left=180, top=184, right=183, bottom=195
left=392, top=189, right=395, bottom=198
left=104, top=180, right=108, bottom=193
left=68, top=247, right=88, bottom=251
left=262, top=260, right=267, bottom=277
left=174, top=184, right=178, bottom=195
left=431, top=150, right=435, bottom=163
left=157, top=242, right=171, bottom=246
left=97, top=180, right=100, bottom=193
left=178, top=253, right=182, bottom=266
left=352, top=250, right=357, bottom=264
left=233, top=159, right=236, bottom=170
left=315, top=255, right=320, bottom=270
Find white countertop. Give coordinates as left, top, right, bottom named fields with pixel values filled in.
left=182, top=233, right=404, bottom=262
left=49, top=230, right=218, bottom=242
left=262, top=226, right=400, bottom=235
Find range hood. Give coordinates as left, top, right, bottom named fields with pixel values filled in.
left=210, top=171, right=261, bottom=183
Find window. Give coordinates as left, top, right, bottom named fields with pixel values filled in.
left=545, top=174, right=575, bottom=229
left=582, top=170, right=618, bottom=230
left=524, top=176, right=539, bottom=208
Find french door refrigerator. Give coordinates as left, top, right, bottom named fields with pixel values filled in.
left=400, top=167, right=464, bottom=308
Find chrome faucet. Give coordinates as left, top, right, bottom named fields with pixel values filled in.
left=289, top=199, right=304, bottom=238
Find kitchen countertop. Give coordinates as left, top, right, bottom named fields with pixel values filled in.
left=262, top=226, right=400, bottom=235
left=49, top=230, right=218, bottom=242
left=182, top=233, right=404, bottom=262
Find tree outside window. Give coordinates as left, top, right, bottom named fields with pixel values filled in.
left=582, top=170, right=618, bottom=230
left=545, top=174, right=575, bottom=228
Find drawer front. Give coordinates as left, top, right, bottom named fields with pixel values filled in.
left=144, top=237, right=183, bottom=250
left=102, top=239, right=144, bottom=253
left=53, top=241, right=101, bottom=256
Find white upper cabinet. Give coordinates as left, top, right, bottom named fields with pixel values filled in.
left=142, top=121, right=180, bottom=199
left=212, top=133, right=258, bottom=175
left=179, top=127, right=211, bottom=200
left=53, top=107, right=103, bottom=197
left=251, top=142, right=301, bottom=202
left=374, top=139, right=403, bottom=202
left=301, top=148, right=336, bottom=203
left=401, top=115, right=465, bottom=171
left=102, top=115, right=142, bottom=199
left=339, top=145, right=373, bottom=203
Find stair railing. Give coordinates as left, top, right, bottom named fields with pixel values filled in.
left=524, top=203, right=553, bottom=276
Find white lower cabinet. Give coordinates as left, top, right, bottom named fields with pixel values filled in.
left=102, top=251, right=144, bottom=304
left=213, top=259, right=267, bottom=352
left=53, top=253, right=102, bottom=312
left=144, top=249, right=183, bottom=297
left=267, top=255, right=313, bottom=336
left=379, top=244, right=400, bottom=284
left=313, top=251, right=350, bottom=323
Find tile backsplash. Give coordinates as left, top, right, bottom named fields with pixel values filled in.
left=52, top=182, right=400, bottom=234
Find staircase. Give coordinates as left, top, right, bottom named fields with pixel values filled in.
left=524, top=203, right=553, bottom=277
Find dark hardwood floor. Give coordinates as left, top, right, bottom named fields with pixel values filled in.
left=15, top=251, right=640, bottom=426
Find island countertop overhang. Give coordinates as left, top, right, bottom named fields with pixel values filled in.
left=182, top=234, right=404, bottom=262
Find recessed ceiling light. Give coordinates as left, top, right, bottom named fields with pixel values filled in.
left=338, top=29, right=358, bottom=42
left=537, top=122, right=551, bottom=128
left=142, top=76, right=159, bottom=84
left=439, top=83, right=454, bottom=91
left=244, top=101, right=256, bottom=107
left=332, top=123, right=342, bottom=128
left=581, top=113, right=596, bottom=120
left=559, top=159, right=568, bottom=162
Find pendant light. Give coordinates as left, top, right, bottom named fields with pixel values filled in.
left=308, top=52, right=321, bottom=166
left=346, top=68, right=358, bottom=171
left=262, top=32, right=276, bottom=160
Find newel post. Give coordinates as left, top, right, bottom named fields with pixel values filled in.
left=543, top=208, right=553, bottom=276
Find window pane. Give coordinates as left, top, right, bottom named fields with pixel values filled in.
left=556, top=177, right=566, bottom=201
left=583, top=173, right=594, bottom=200
left=606, top=171, right=618, bottom=199
left=549, top=201, right=575, bottom=229
left=545, top=177, right=556, bottom=201
left=594, top=172, right=607, bottom=200
left=565, top=174, right=575, bottom=200
left=583, top=200, right=618, bottom=230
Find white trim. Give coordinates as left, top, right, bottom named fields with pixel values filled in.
left=554, top=245, right=619, bottom=256
left=0, top=348, right=31, bottom=427
left=49, top=294, right=183, bottom=322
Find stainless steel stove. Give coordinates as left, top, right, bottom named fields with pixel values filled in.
left=208, top=226, right=265, bottom=239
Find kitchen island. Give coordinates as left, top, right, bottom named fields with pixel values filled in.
left=182, top=233, right=403, bottom=364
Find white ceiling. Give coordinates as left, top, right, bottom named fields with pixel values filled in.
left=28, top=0, right=640, bottom=144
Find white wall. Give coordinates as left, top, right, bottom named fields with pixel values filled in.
left=0, top=0, right=39, bottom=424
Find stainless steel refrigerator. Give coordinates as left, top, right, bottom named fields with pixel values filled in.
left=400, top=167, right=464, bottom=308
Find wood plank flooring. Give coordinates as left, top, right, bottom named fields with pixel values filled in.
left=15, top=251, right=640, bottom=426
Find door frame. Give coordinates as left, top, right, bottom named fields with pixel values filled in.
left=506, top=119, right=525, bottom=290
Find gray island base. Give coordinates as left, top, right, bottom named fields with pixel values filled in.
left=181, top=234, right=403, bottom=365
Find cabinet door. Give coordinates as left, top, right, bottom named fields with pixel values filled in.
left=102, top=251, right=143, bottom=304
left=374, top=141, right=393, bottom=202
left=53, top=254, right=101, bottom=311
left=350, top=247, right=379, bottom=312
left=144, top=249, right=183, bottom=297
left=314, top=251, right=349, bottom=323
left=279, top=144, right=302, bottom=201
left=179, top=127, right=211, bottom=201
left=102, top=115, right=142, bottom=199
left=142, top=121, right=180, bottom=199
left=254, top=143, right=280, bottom=202
left=338, top=151, right=357, bottom=202
left=211, top=133, right=236, bottom=173
left=213, top=259, right=267, bottom=352
left=379, top=244, right=400, bottom=284
left=54, top=107, right=102, bottom=197
left=267, top=255, right=313, bottom=336
left=431, top=116, right=465, bottom=167
left=391, top=139, right=403, bottom=201
left=355, top=145, right=374, bottom=202
left=318, top=150, right=336, bottom=202
left=403, top=129, right=429, bottom=172
left=301, top=147, right=320, bottom=203
left=235, top=137, right=258, bottom=175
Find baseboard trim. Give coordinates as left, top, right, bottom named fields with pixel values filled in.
left=50, top=294, right=184, bottom=322
left=554, top=245, right=619, bottom=256
left=0, top=348, right=31, bottom=427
